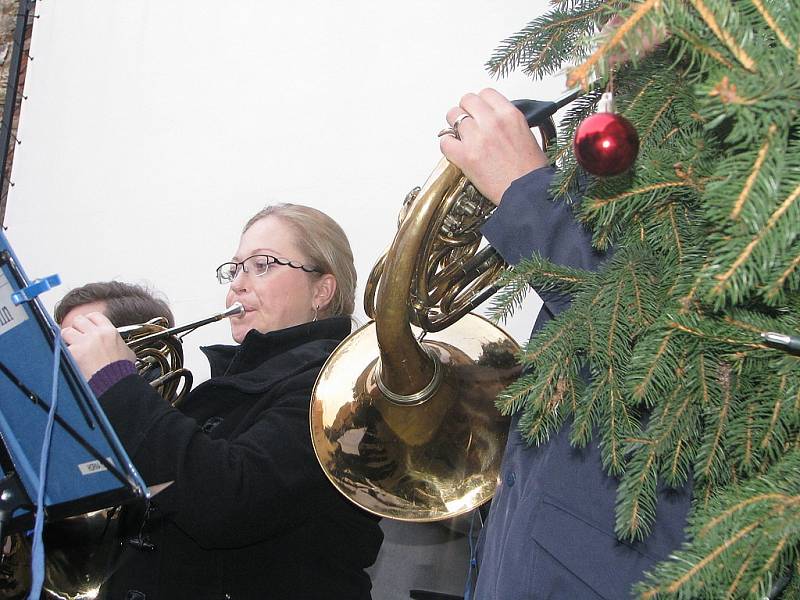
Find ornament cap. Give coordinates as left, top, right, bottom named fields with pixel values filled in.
left=597, top=91, right=615, bottom=113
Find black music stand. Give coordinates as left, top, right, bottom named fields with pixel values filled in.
left=0, top=230, right=146, bottom=541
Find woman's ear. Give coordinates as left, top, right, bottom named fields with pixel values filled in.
left=313, top=274, right=337, bottom=313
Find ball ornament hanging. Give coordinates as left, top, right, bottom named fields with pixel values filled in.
left=573, top=91, right=639, bottom=177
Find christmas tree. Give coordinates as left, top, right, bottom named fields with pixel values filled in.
left=487, top=0, right=800, bottom=598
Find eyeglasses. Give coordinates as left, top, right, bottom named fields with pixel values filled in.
left=215, top=254, right=321, bottom=285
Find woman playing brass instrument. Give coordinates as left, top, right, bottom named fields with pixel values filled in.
left=62, top=204, right=383, bottom=600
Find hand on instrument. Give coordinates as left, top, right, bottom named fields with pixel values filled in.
left=61, top=312, right=136, bottom=379
left=439, top=88, right=549, bottom=206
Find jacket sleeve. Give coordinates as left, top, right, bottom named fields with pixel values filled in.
left=99, top=362, right=337, bottom=548
left=481, top=166, right=607, bottom=323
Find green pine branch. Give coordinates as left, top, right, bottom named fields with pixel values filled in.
left=635, top=452, right=800, bottom=599
left=487, top=0, right=800, bottom=595
left=485, top=2, right=609, bottom=80
left=487, top=252, right=596, bottom=325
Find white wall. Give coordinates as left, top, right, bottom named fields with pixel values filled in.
left=7, top=0, right=563, bottom=383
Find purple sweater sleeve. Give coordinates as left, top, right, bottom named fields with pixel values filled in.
left=88, top=360, right=137, bottom=397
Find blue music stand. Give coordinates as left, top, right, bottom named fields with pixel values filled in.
left=0, top=230, right=147, bottom=537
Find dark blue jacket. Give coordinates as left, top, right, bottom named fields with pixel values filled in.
left=474, top=167, right=691, bottom=600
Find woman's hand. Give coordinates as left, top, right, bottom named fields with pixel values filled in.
left=61, top=312, right=136, bottom=380
left=439, top=88, right=550, bottom=206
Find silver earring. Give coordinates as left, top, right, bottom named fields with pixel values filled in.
left=313, top=305, right=319, bottom=322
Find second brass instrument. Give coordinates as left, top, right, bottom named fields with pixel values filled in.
left=118, top=302, right=244, bottom=405
left=310, top=94, right=577, bottom=522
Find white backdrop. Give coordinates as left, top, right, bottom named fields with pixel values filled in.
left=6, top=0, right=564, bottom=383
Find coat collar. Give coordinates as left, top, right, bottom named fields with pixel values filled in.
left=201, top=316, right=351, bottom=378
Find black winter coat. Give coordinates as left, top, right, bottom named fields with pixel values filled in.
left=97, top=317, right=383, bottom=600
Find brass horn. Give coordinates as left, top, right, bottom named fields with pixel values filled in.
left=310, top=94, right=577, bottom=522
left=118, top=302, right=244, bottom=405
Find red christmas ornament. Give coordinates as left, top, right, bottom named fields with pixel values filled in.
left=573, top=92, right=639, bottom=177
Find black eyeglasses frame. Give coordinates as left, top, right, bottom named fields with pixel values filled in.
left=215, top=254, right=321, bottom=284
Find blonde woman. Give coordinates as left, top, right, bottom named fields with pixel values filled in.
left=63, top=204, right=382, bottom=600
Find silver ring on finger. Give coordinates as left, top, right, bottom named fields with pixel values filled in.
left=452, top=113, right=473, bottom=138
left=437, top=127, right=458, bottom=140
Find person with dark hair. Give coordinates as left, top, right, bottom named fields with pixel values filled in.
left=54, top=281, right=175, bottom=328
left=0, top=281, right=177, bottom=600
left=61, top=203, right=382, bottom=600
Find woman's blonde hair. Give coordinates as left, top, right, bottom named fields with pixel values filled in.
left=243, top=203, right=356, bottom=317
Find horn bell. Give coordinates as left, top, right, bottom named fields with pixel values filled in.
left=311, top=157, right=519, bottom=522
left=311, top=315, right=518, bottom=522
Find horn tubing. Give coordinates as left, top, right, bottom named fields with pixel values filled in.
left=372, top=88, right=584, bottom=398
left=375, top=157, right=461, bottom=397
left=122, top=302, right=244, bottom=348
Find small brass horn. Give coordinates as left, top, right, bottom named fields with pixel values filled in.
left=119, top=302, right=244, bottom=405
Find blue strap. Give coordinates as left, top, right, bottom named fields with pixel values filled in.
left=463, top=509, right=481, bottom=600
left=27, top=329, right=61, bottom=600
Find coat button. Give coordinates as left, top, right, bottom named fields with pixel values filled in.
left=505, top=472, right=516, bottom=487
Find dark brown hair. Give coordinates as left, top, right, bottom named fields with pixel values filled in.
left=54, top=281, right=175, bottom=327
